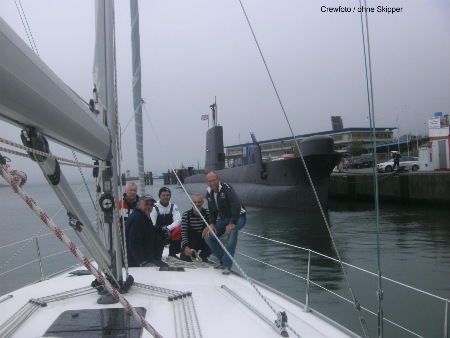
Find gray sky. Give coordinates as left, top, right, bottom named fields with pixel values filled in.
left=1, top=0, right=450, bottom=182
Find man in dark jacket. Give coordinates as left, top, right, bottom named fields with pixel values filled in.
left=204, top=171, right=246, bottom=275
left=125, top=194, right=168, bottom=268
left=392, top=152, right=402, bottom=170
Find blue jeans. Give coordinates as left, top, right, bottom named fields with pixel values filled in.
left=205, top=214, right=246, bottom=269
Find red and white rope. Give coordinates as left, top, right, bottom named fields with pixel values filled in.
left=0, top=164, right=162, bottom=338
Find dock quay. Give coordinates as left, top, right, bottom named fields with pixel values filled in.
left=329, top=169, right=450, bottom=206
left=120, top=171, right=153, bottom=185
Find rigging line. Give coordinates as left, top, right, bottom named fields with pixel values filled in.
left=14, top=0, right=39, bottom=55
left=238, top=0, right=304, bottom=166
left=71, top=150, right=96, bottom=208
left=0, top=145, right=98, bottom=169
left=121, top=113, right=135, bottom=134
left=0, top=137, right=105, bottom=169
left=360, top=1, right=383, bottom=336
left=141, top=104, right=292, bottom=326
left=238, top=2, right=369, bottom=335
left=121, top=100, right=144, bottom=135
left=0, top=147, right=31, bottom=159
left=141, top=104, right=186, bottom=189
left=237, top=0, right=290, bottom=134
left=237, top=1, right=325, bottom=220
left=0, top=226, right=87, bottom=250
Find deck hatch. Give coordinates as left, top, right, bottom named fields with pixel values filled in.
left=43, top=307, right=146, bottom=337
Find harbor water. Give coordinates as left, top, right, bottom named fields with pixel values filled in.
left=1, top=179, right=449, bottom=337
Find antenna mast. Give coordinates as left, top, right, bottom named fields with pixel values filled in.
left=210, top=97, right=217, bottom=127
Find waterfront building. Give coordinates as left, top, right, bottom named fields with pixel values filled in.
left=225, top=116, right=396, bottom=166
left=419, top=112, right=450, bottom=171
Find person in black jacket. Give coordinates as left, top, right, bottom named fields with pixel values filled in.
left=204, top=172, right=246, bottom=275
left=125, top=194, right=168, bottom=268
left=392, top=152, right=402, bottom=170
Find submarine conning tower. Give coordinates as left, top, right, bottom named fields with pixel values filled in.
left=204, top=125, right=225, bottom=173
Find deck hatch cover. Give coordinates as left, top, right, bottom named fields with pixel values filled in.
left=43, top=307, right=146, bottom=337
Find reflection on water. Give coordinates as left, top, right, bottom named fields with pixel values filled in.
left=236, top=206, right=344, bottom=297
left=233, top=198, right=450, bottom=338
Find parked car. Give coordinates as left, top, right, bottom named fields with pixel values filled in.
left=349, top=156, right=371, bottom=169
left=377, top=156, right=420, bottom=172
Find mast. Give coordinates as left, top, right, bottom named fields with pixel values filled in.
left=94, top=0, right=123, bottom=283
left=130, top=0, right=146, bottom=196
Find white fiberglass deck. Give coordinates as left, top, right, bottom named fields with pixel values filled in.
left=0, top=260, right=357, bottom=338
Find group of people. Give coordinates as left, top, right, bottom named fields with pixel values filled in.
left=120, top=172, right=246, bottom=275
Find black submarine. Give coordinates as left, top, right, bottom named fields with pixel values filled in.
left=183, top=104, right=341, bottom=211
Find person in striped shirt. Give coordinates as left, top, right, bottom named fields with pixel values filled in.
left=180, top=194, right=212, bottom=262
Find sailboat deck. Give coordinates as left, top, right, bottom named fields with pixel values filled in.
left=0, top=262, right=356, bottom=337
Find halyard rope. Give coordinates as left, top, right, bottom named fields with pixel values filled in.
left=0, top=164, right=163, bottom=338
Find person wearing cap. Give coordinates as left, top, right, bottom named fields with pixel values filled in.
left=203, top=171, right=246, bottom=275
left=150, top=187, right=182, bottom=258
left=125, top=194, right=169, bottom=268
